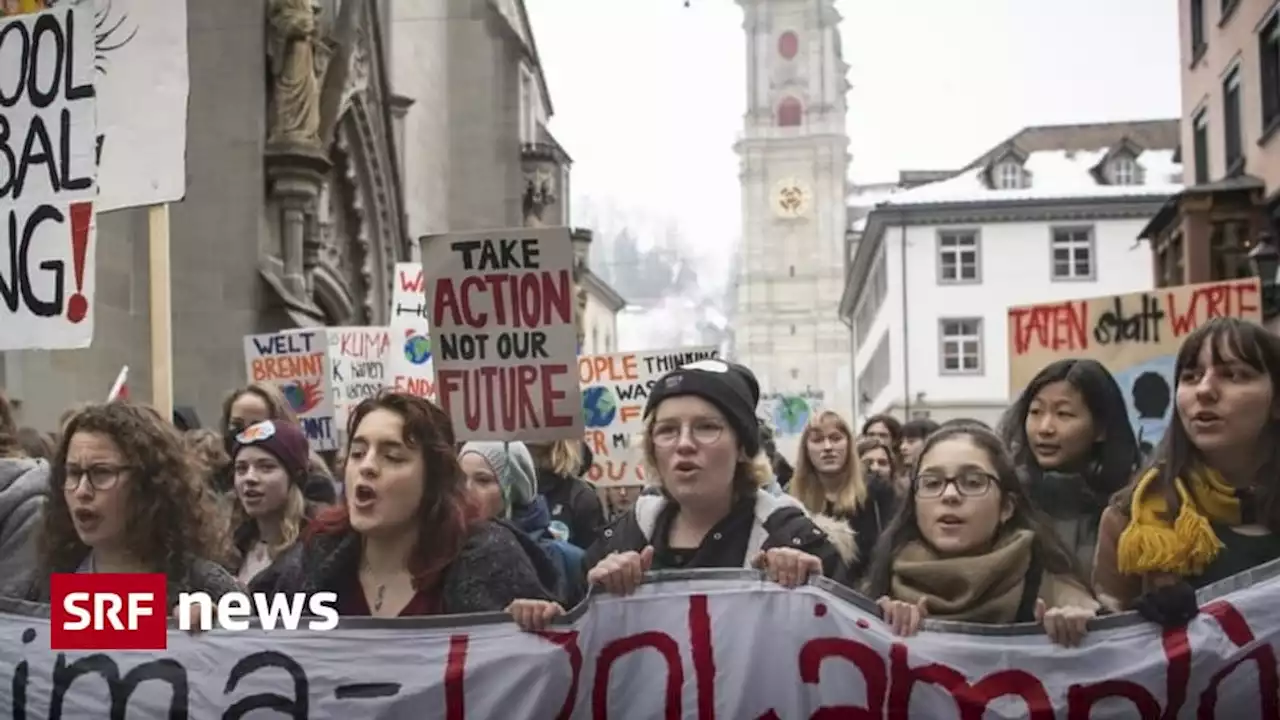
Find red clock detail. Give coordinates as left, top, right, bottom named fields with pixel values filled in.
left=778, top=31, right=798, bottom=60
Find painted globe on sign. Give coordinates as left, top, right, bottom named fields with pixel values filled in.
left=404, top=334, right=432, bottom=365
left=582, top=386, right=618, bottom=428
left=772, top=396, right=810, bottom=436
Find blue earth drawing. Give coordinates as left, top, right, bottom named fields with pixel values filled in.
left=582, top=386, right=618, bottom=429
left=772, top=396, right=811, bottom=436
left=1112, top=354, right=1177, bottom=458
left=403, top=333, right=432, bottom=365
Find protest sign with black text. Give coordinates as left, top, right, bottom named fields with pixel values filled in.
left=0, top=4, right=98, bottom=350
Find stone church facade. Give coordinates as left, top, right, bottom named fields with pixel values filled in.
left=734, top=0, right=853, bottom=441
left=3, top=0, right=408, bottom=429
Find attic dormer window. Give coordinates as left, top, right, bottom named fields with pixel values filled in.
left=994, top=160, right=1025, bottom=190
left=1111, top=155, right=1139, bottom=185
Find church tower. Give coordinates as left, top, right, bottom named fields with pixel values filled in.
left=734, top=0, right=852, bottom=442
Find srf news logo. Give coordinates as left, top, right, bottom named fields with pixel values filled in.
left=51, top=573, right=167, bottom=650
left=50, top=573, right=339, bottom=650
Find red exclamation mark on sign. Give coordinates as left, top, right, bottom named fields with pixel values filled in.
left=66, top=202, right=92, bottom=324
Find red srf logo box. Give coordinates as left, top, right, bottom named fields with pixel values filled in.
left=49, top=573, right=168, bottom=650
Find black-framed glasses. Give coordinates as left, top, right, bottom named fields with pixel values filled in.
left=63, top=465, right=130, bottom=492
left=915, top=470, right=996, bottom=499
left=651, top=419, right=726, bottom=447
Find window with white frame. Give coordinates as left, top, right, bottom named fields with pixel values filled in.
left=937, top=230, right=980, bottom=283
left=1111, top=155, right=1139, bottom=185
left=1051, top=227, right=1095, bottom=280
left=939, top=318, right=983, bottom=374
left=519, top=66, right=536, bottom=145
left=994, top=160, right=1024, bottom=189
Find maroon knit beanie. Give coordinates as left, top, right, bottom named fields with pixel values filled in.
left=232, top=420, right=310, bottom=485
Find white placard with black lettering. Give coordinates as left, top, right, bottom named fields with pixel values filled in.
left=0, top=5, right=99, bottom=350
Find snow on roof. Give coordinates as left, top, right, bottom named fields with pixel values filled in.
left=880, top=149, right=1182, bottom=207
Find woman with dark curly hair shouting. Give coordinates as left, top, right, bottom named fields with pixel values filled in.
left=3, top=402, right=240, bottom=606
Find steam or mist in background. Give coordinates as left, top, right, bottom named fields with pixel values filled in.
left=528, top=0, right=1180, bottom=352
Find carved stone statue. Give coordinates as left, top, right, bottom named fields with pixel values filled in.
left=267, top=0, right=323, bottom=149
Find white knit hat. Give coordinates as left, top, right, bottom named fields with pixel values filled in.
left=459, top=441, right=538, bottom=512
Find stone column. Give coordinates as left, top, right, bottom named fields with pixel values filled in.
left=266, top=153, right=331, bottom=298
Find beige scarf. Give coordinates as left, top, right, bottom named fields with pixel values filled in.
left=890, top=529, right=1034, bottom=623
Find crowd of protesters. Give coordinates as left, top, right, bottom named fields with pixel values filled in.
left=0, top=317, right=1275, bottom=650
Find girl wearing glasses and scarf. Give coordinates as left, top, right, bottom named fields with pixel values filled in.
left=507, top=360, right=844, bottom=631
left=864, top=425, right=1100, bottom=647
left=4, top=403, right=239, bottom=607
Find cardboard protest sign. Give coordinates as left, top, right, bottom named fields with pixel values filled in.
left=0, top=5, right=98, bottom=350
left=326, top=327, right=389, bottom=443
left=1008, top=277, right=1262, bottom=452
left=4, top=568, right=1279, bottom=717
left=243, top=329, right=337, bottom=451
left=579, top=347, right=718, bottom=487
left=385, top=262, right=436, bottom=399
left=419, top=227, right=582, bottom=442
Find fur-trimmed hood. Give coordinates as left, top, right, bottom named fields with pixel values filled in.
left=811, top=513, right=858, bottom=565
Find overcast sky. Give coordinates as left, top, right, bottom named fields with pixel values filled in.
left=526, top=0, right=1181, bottom=284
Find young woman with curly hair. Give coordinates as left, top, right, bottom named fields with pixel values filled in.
left=252, top=393, right=555, bottom=617
left=4, top=403, right=239, bottom=605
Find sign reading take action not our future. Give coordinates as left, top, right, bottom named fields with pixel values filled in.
left=419, top=226, right=582, bottom=442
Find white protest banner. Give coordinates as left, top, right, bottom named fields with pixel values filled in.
left=0, top=4, right=98, bottom=350
left=420, top=226, right=582, bottom=442
left=580, top=347, right=718, bottom=486
left=3, top=569, right=1278, bottom=717
left=386, top=262, right=436, bottom=399
left=1, top=0, right=189, bottom=211
left=326, top=326, right=389, bottom=443
left=243, top=329, right=337, bottom=451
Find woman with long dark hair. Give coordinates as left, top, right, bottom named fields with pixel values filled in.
left=1093, top=318, right=1280, bottom=619
left=866, top=425, right=1099, bottom=646
left=254, top=393, right=554, bottom=616
left=5, top=403, right=238, bottom=605
left=1000, top=358, right=1140, bottom=576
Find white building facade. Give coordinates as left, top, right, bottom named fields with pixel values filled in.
left=841, top=124, right=1182, bottom=427
left=734, top=0, right=853, bottom=430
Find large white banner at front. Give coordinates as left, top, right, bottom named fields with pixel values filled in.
left=2, top=572, right=1278, bottom=717
left=0, top=0, right=189, bottom=211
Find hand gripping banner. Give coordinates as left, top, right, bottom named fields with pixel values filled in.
left=1, top=563, right=1278, bottom=718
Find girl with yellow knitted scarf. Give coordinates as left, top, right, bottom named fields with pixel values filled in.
left=1092, top=318, right=1280, bottom=615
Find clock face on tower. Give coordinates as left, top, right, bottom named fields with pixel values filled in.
left=773, top=178, right=810, bottom=218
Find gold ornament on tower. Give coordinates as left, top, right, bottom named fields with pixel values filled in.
left=773, top=178, right=810, bottom=219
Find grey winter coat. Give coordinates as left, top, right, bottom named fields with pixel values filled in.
left=0, top=458, right=49, bottom=582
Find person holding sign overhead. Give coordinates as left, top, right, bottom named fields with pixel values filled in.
left=507, top=360, right=844, bottom=632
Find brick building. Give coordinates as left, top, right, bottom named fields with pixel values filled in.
left=1141, top=0, right=1280, bottom=322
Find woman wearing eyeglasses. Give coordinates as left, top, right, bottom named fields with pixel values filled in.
left=3, top=403, right=239, bottom=606
left=863, top=425, right=1100, bottom=647
left=507, top=361, right=844, bottom=632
